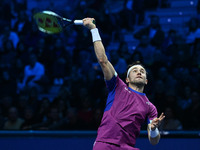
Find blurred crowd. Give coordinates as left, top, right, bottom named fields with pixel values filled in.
left=0, top=0, right=200, bottom=131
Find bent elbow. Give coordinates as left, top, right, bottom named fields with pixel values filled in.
left=98, top=56, right=108, bottom=66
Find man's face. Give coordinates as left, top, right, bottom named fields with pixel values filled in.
left=8, top=107, right=18, bottom=122
left=126, top=65, right=147, bottom=86
left=150, top=16, right=159, bottom=28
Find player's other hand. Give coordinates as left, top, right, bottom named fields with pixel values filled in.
left=83, top=18, right=96, bottom=30
left=150, top=113, right=165, bottom=130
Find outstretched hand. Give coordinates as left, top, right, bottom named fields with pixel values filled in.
left=83, top=18, right=96, bottom=30
left=150, top=113, right=165, bottom=130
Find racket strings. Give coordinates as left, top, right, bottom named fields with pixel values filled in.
left=59, top=18, right=72, bottom=28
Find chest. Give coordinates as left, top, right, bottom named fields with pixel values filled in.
left=111, top=86, right=150, bottom=123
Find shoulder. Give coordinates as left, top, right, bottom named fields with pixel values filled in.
left=105, top=72, right=126, bottom=91
left=36, top=62, right=44, bottom=68
left=147, top=102, right=158, bottom=119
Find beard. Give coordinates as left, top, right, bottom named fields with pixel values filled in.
left=130, top=79, right=146, bottom=87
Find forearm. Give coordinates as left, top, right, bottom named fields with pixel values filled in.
left=84, top=18, right=115, bottom=80
left=90, top=28, right=107, bottom=63
left=90, top=28, right=115, bottom=80
left=93, top=41, right=108, bottom=64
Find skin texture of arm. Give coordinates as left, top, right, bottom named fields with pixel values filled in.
left=83, top=18, right=115, bottom=80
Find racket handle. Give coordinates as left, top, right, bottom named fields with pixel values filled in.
left=74, top=20, right=83, bottom=25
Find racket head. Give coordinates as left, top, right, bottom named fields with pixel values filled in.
left=33, top=10, right=65, bottom=34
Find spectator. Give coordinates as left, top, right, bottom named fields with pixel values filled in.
left=0, top=107, right=6, bottom=129
left=27, top=87, right=40, bottom=111
left=0, top=40, right=16, bottom=69
left=184, top=91, right=200, bottom=130
left=177, top=85, right=192, bottom=111
left=166, top=35, right=191, bottom=67
left=12, top=58, right=25, bottom=92
left=152, top=79, right=166, bottom=112
left=161, top=29, right=177, bottom=55
left=104, top=0, right=124, bottom=31
left=17, top=53, right=45, bottom=93
left=0, top=26, right=19, bottom=49
left=38, top=107, right=61, bottom=130
left=0, top=96, right=14, bottom=116
left=118, top=41, right=132, bottom=63
left=16, top=93, right=29, bottom=117
left=91, top=107, right=103, bottom=130
left=160, top=107, right=182, bottom=130
left=13, top=10, right=31, bottom=37
left=185, top=17, right=200, bottom=45
left=72, top=50, right=94, bottom=84
left=197, top=0, right=200, bottom=14
left=118, top=0, right=136, bottom=29
left=160, top=0, right=170, bottom=8
left=109, top=49, right=127, bottom=76
left=61, top=107, right=83, bottom=130
left=135, top=35, right=156, bottom=66
left=134, top=15, right=165, bottom=49
left=0, top=0, right=14, bottom=23
left=128, top=50, right=144, bottom=65
left=77, top=88, right=94, bottom=129
left=130, top=0, right=146, bottom=25
left=144, top=0, right=159, bottom=10
left=0, top=69, right=16, bottom=98
left=35, top=97, right=51, bottom=123
left=15, top=41, right=30, bottom=64
left=3, top=106, right=24, bottom=130
left=21, top=106, right=37, bottom=130
left=51, top=39, right=72, bottom=84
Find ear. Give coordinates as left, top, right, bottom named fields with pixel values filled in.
left=145, top=79, right=148, bottom=85
left=126, top=77, right=129, bottom=84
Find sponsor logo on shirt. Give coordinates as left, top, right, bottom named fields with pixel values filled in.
left=125, top=87, right=131, bottom=93
left=146, top=101, right=151, bottom=105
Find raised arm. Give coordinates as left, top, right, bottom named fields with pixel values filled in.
left=147, top=113, right=165, bottom=145
left=83, top=18, right=115, bottom=80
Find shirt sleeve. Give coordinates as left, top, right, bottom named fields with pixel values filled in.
left=147, top=103, right=158, bottom=124
left=105, top=72, right=118, bottom=92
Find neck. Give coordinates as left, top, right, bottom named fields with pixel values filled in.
left=129, top=84, right=144, bottom=93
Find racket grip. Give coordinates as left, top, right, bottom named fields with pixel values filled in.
left=74, top=20, right=83, bottom=25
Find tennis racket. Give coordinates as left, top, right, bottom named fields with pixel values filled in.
left=33, top=10, right=84, bottom=34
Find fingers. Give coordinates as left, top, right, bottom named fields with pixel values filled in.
left=83, top=18, right=95, bottom=23
left=159, top=112, right=165, bottom=121
left=151, top=113, right=165, bottom=128
left=83, top=18, right=96, bottom=29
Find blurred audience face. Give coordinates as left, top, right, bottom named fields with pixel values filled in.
left=164, top=107, right=174, bottom=119
left=48, top=108, right=59, bottom=121
left=191, top=92, right=199, bottom=104
left=140, top=35, right=150, bottom=46
left=150, top=15, right=159, bottom=28
left=8, top=107, right=18, bottom=122
left=24, top=107, right=34, bottom=120
left=29, top=54, right=37, bottom=67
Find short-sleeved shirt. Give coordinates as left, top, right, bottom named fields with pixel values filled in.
left=95, top=74, right=157, bottom=148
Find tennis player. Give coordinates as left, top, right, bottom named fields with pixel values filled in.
left=83, top=18, right=165, bottom=150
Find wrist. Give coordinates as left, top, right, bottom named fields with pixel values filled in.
left=90, top=28, right=101, bottom=42
left=150, top=127, right=159, bottom=138
left=151, top=126, right=156, bottom=131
